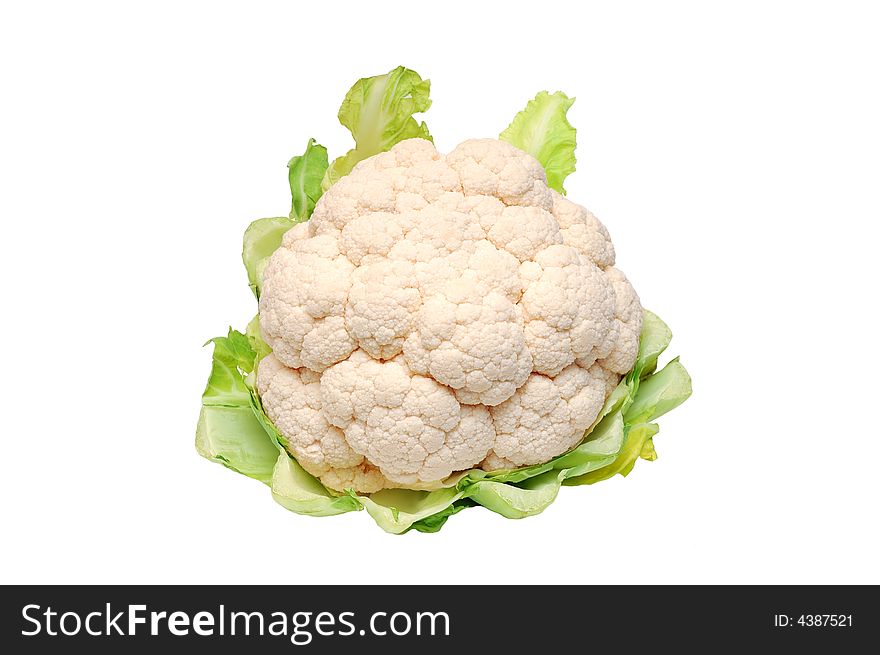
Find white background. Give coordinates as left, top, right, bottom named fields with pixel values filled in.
left=1, top=1, right=878, bottom=585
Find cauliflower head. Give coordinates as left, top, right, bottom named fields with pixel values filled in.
left=257, top=137, right=642, bottom=492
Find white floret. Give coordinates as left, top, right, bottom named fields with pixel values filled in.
left=551, top=190, right=616, bottom=269
left=486, top=205, right=563, bottom=262
left=488, top=363, right=607, bottom=467
left=519, top=244, right=616, bottom=375
left=446, top=138, right=553, bottom=209
left=256, top=354, right=388, bottom=493
left=404, top=287, right=532, bottom=406
left=319, top=352, right=493, bottom=485
left=256, top=137, right=643, bottom=492
left=596, top=267, right=642, bottom=374
left=345, top=259, right=421, bottom=360
left=259, top=235, right=356, bottom=371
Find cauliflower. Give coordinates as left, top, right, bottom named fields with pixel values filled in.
left=257, top=138, right=641, bottom=491
left=197, top=67, right=691, bottom=533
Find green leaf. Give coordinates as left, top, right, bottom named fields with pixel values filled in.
left=270, top=446, right=363, bottom=517
left=245, top=315, right=271, bottom=363
left=640, top=438, right=658, bottom=461
left=195, top=406, right=277, bottom=483
left=500, top=91, right=577, bottom=194
left=465, top=471, right=565, bottom=520
left=322, top=66, right=432, bottom=190
left=196, top=331, right=276, bottom=483
left=201, top=330, right=257, bottom=405
left=288, top=138, right=329, bottom=221
left=358, top=487, right=463, bottom=535
left=242, top=216, right=293, bottom=299
left=555, top=411, right=626, bottom=477
left=241, top=142, right=326, bottom=299
left=635, top=310, right=673, bottom=377
left=408, top=500, right=476, bottom=533
left=567, top=423, right=661, bottom=485
left=625, top=358, right=692, bottom=425
left=214, top=329, right=256, bottom=373
left=564, top=357, right=691, bottom=487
